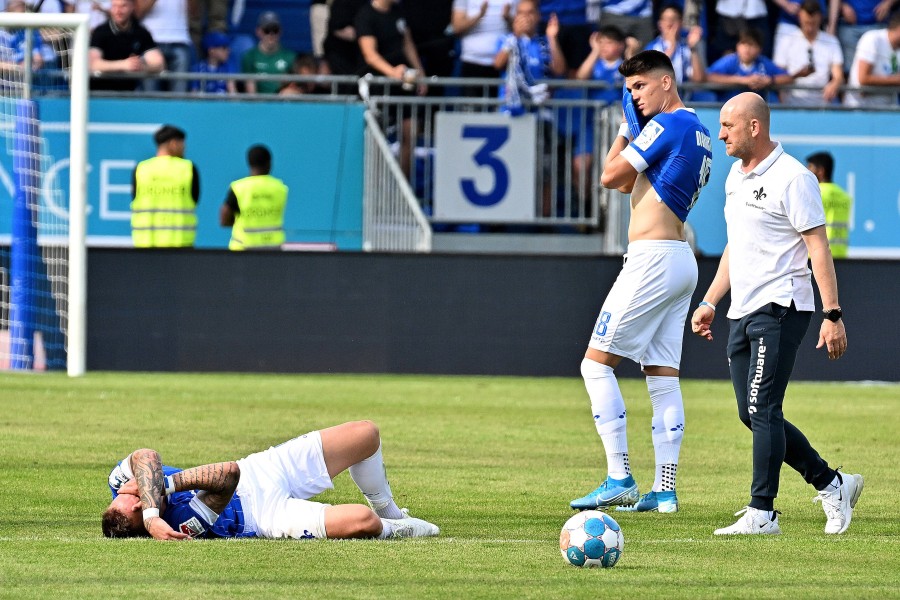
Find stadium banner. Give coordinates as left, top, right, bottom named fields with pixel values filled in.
left=0, top=98, right=366, bottom=250
left=433, top=111, right=537, bottom=223
left=1, top=100, right=897, bottom=257
left=689, top=108, right=900, bottom=258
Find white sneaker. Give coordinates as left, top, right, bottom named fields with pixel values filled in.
left=383, top=509, right=440, bottom=538
left=815, top=472, right=864, bottom=534
left=714, top=507, right=782, bottom=535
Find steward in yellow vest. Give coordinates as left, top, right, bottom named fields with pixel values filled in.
left=131, top=125, right=200, bottom=248
left=806, top=152, right=852, bottom=259
left=220, top=145, right=288, bottom=250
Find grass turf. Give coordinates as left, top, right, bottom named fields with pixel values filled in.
left=0, top=372, right=898, bottom=599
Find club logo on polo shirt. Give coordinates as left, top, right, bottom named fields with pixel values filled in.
left=753, top=187, right=766, bottom=201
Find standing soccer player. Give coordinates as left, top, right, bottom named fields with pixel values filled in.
left=692, top=92, right=862, bottom=535
left=570, top=50, right=713, bottom=514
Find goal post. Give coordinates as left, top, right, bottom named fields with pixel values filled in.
left=0, top=12, right=89, bottom=376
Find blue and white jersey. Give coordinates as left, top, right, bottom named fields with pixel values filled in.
left=601, top=0, right=651, bottom=18
left=619, top=108, right=712, bottom=222
left=109, top=457, right=253, bottom=539
left=496, top=33, right=551, bottom=93
left=645, top=36, right=693, bottom=84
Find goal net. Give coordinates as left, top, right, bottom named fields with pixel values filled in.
left=0, top=11, right=88, bottom=375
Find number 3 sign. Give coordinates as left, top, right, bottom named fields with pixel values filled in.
left=434, top=112, right=537, bottom=222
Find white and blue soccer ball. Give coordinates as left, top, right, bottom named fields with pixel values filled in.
left=559, top=510, right=624, bottom=568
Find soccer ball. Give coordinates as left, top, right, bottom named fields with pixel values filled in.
left=559, top=510, right=624, bottom=568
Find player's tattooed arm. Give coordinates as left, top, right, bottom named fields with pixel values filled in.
left=129, top=448, right=167, bottom=514
left=127, top=449, right=189, bottom=541
left=172, top=461, right=241, bottom=514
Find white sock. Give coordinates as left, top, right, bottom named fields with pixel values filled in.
left=647, top=375, right=684, bottom=491
left=377, top=518, right=398, bottom=539
left=654, top=463, right=678, bottom=492
left=349, top=443, right=404, bottom=519
left=582, top=358, right=630, bottom=479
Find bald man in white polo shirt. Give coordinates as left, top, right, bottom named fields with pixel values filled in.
left=692, top=92, right=863, bottom=536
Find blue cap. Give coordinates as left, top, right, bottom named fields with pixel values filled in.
left=203, top=32, right=230, bottom=49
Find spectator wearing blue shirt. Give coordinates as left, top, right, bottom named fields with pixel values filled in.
left=190, top=31, right=236, bottom=94
left=494, top=0, right=561, bottom=101
left=0, top=0, right=58, bottom=72
left=706, top=28, right=791, bottom=102
left=645, top=5, right=708, bottom=101
left=495, top=1, right=562, bottom=217
left=552, top=24, right=624, bottom=214
left=575, top=24, right=626, bottom=103
left=494, top=0, right=559, bottom=86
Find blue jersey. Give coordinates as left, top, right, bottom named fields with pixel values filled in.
left=620, top=109, right=712, bottom=222
left=109, top=459, right=253, bottom=539
left=555, top=56, right=619, bottom=150
left=496, top=33, right=552, bottom=97
left=189, top=60, right=235, bottom=94
left=588, top=58, right=623, bottom=104
left=707, top=53, right=787, bottom=102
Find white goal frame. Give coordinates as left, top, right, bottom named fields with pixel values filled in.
left=0, top=13, right=89, bottom=376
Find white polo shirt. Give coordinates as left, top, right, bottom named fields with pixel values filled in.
left=845, top=28, right=900, bottom=107
left=453, top=0, right=518, bottom=66
left=773, top=30, right=844, bottom=106
left=724, top=143, right=826, bottom=319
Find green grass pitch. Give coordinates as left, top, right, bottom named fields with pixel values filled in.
left=1, top=372, right=898, bottom=599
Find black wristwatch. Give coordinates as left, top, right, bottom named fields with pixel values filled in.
left=823, top=308, right=843, bottom=322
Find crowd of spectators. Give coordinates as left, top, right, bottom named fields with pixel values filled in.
left=2, top=0, right=899, bottom=104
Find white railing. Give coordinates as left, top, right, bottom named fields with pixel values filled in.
left=362, top=111, right=432, bottom=253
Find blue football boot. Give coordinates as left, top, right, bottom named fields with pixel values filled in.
left=615, top=490, right=679, bottom=513
left=570, top=475, right=640, bottom=510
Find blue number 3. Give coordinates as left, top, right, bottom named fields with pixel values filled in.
left=460, top=125, right=509, bottom=207
left=594, top=311, right=612, bottom=337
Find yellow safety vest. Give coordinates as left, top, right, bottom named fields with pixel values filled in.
left=131, top=156, right=197, bottom=248
left=228, top=175, right=288, bottom=251
left=820, top=183, right=852, bottom=259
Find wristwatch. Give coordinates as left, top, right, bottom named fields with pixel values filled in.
left=823, top=308, right=843, bottom=322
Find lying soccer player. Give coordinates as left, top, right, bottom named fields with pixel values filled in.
left=102, top=420, right=439, bottom=541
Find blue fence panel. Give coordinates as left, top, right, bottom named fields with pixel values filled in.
left=0, top=98, right=365, bottom=250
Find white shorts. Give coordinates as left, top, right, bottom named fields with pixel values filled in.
left=588, top=240, right=698, bottom=369
left=236, top=430, right=334, bottom=540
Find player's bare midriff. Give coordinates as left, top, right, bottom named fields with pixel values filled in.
left=627, top=174, right=684, bottom=243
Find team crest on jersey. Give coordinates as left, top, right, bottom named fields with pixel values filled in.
left=108, top=465, right=129, bottom=491
left=179, top=517, right=207, bottom=538
left=635, top=121, right=664, bottom=151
